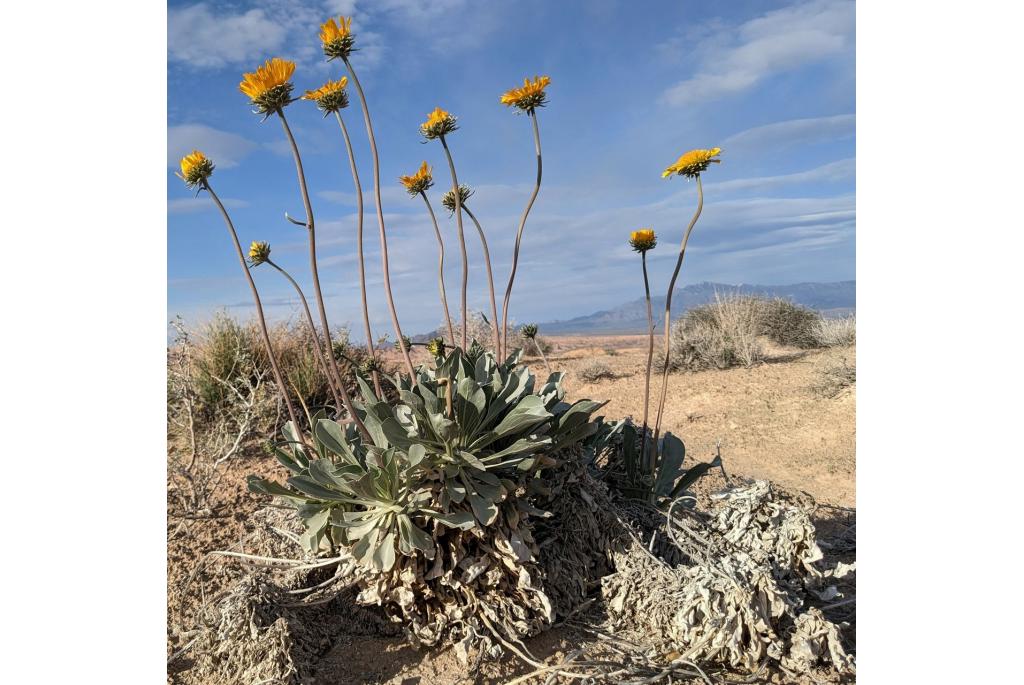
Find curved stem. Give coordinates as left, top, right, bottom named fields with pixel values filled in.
left=204, top=181, right=307, bottom=450
left=462, top=205, right=501, bottom=355
left=278, top=108, right=370, bottom=441
left=421, top=191, right=456, bottom=347
left=267, top=259, right=371, bottom=440
left=333, top=109, right=383, bottom=398
left=439, top=134, right=469, bottom=351
left=501, top=111, right=543, bottom=359
left=640, top=251, right=655, bottom=475
left=652, top=175, right=704, bottom=461
left=342, top=57, right=417, bottom=382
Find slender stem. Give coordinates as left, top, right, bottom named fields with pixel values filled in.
left=501, top=111, right=543, bottom=359
left=652, top=175, right=704, bottom=460
left=333, top=109, right=383, bottom=398
left=421, top=191, right=456, bottom=347
left=267, top=259, right=372, bottom=441
left=342, top=57, right=417, bottom=382
left=534, top=338, right=552, bottom=377
left=462, top=205, right=501, bottom=355
left=204, top=181, right=307, bottom=450
left=277, top=108, right=371, bottom=441
left=640, top=251, right=655, bottom=475
left=439, top=135, right=469, bottom=351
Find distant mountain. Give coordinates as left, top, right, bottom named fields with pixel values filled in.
left=536, top=281, right=855, bottom=335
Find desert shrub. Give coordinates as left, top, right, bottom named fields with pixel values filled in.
left=249, top=347, right=606, bottom=646
left=811, top=358, right=856, bottom=398
left=658, top=294, right=765, bottom=372
left=760, top=298, right=822, bottom=349
left=190, top=311, right=263, bottom=414
left=444, top=312, right=552, bottom=356
left=578, top=360, right=616, bottom=382
left=814, top=315, right=856, bottom=347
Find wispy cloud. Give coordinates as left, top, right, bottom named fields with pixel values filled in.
left=708, top=158, right=854, bottom=194
left=660, top=0, right=854, bottom=105
left=168, top=124, right=258, bottom=168
left=168, top=196, right=249, bottom=214
left=723, top=114, right=855, bottom=152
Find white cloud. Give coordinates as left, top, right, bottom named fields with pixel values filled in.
left=661, top=0, right=854, bottom=105
left=168, top=124, right=258, bottom=168
left=168, top=4, right=287, bottom=68
left=168, top=196, right=249, bottom=214
left=723, top=114, right=855, bottom=152
left=708, top=158, right=854, bottom=194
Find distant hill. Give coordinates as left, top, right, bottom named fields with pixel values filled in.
left=536, top=281, right=855, bottom=335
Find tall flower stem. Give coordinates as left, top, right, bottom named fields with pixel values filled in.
left=277, top=108, right=368, bottom=434
left=501, top=111, right=543, bottom=359
left=639, top=251, right=655, bottom=474
left=333, top=109, right=382, bottom=398
left=204, top=181, right=308, bottom=451
left=534, top=338, right=552, bottom=376
left=420, top=191, right=456, bottom=347
left=439, top=134, right=470, bottom=351
left=342, top=57, right=417, bottom=380
left=652, top=176, right=704, bottom=460
left=266, top=258, right=370, bottom=441
left=462, top=205, right=501, bottom=355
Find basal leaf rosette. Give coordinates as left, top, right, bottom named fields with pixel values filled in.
left=248, top=349, right=606, bottom=644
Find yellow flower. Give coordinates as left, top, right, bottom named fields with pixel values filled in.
left=399, top=161, right=434, bottom=195
left=239, top=57, right=296, bottom=114
left=500, top=76, right=551, bottom=112
left=320, top=16, right=355, bottom=59
left=426, top=337, right=446, bottom=358
left=629, top=229, right=657, bottom=253
left=662, top=148, right=722, bottom=179
left=303, top=77, right=349, bottom=113
left=420, top=107, right=458, bottom=139
left=248, top=241, right=271, bottom=266
left=175, top=150, right=214, bottom=188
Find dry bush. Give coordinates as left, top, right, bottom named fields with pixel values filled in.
left=811, top=358, right=856, bottom=398
left=578, top=360, right=616, bottom=382
left=658, top=293, right=766, bottom=372
left=815, top=315, right=856, bottom=347
left=442, top=311, right=552, bottom=355
left=760, top=298, right=822, bottom=349
left=167, top=317, right=277, bottom=516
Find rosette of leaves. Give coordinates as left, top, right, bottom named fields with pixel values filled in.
left=248, top=347, right=606, bottom=571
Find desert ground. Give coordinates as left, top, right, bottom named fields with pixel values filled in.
left=167, top=333, right=855, bottom=683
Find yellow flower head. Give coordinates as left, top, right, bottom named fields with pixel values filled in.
left=441, top=184, right=474, bottom=214
left=176, top=150, right=214, bottom=188
left=399, top=161, right=434, bottom=195
left=629, top=229, right=657, bottom=253
left=662, top=148, right=722, bottom=179
left=420, top=107, right=458, bottom=140
left=240, top=58, right=296, bottom=114
left=426, top=337, right=446, bottom=358
left=320, top=16, right=355, bottom=59
left=248, top=241, right=271, bottom=266
left=500, top=76, right=551, bottom=112
left=303, top=77, right=349, bottom=114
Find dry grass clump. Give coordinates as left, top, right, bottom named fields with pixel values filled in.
left=811, top=358, right=856, bottom=398
left=760, top=298, right=821, bottom=349
left=578, top=360, right=616, bottom=383
left=657, top=293, right=766, bottom=372
left=815, top=315, right=856, bottom=347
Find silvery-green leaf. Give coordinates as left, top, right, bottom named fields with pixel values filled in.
left=430, top=509, right=476, bottom=529
left=374, top=531, right=397, bottom=571
left=315, top=419, right=356, bottom=463
left=654, top=432, right=686, bottom=496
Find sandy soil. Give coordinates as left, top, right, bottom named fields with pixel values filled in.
left=168, top=334, right=855, bottom=683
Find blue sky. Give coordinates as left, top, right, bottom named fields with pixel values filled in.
left=168, top=0, right=855, bottom=342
